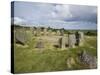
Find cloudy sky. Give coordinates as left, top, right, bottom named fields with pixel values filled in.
left=11, top=1, right=97, bottom=30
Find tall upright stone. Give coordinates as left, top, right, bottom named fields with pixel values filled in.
left=29, top=27, right=34, bottom=37
left=79, top=32, right=84, bottom=46
left=44, top=28, right=47, bottom=35
left=68, top=34, right=76, bottom=48
left=30, top=27, right=35, bottom=35
left=60, top=29, right=64, bottom=36
left=36, top=27, right=41, bottom=36
left=59, top=36, right=66, bottom=49
left=15, top=27, right=27, bottom=45
left=75, top=32, right=80, bottom=46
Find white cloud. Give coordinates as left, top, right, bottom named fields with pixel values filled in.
left=11, top=17, right=26, bottom=25
left=52, top=5, right=72, bottom=19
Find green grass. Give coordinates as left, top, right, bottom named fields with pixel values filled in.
left=14, top=35, right=97, bottom=73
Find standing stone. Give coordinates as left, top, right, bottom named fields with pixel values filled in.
left=56, top=30, right=61, bottom=36
left=35, top=39, right=44, bottom=49
left=68, top=34, right=76, bottom=48
left=60, top=29, right=64, bottom=36
left=15, top=28, right=27, bottom=45
left=59, top=36, right=66, bottom=49
left=30, top=27, right=35, bottom=35
left=44, top=28, right=47, bottom=35
left=79, top=32, right=84, bottom=46
left=36, top=27, right=41, bottom=36
left=75, top=32, right=80, bottom=46
left=32, top=27, right=37, bottom=36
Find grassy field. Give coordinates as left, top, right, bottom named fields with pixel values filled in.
left=14, top=34, right=97, bottom=73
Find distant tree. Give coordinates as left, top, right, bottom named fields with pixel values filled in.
left=85, top=31, right=97, bottom=36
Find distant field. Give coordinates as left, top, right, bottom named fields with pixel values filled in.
left=14, top=34, right=97, bottom=73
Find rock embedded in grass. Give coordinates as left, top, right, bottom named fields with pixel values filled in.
left=78, top=50, right=97, bottom=69
left=35, top=39, right=44, bottom=49
left=66, top=57, right=76, bottom=69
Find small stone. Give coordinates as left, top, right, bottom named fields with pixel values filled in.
left=66, top=57, right=76, bottom=69
left=35, top=39, right=44, bottom=49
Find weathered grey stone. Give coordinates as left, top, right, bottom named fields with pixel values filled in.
left=59, top=37, right=66, bottom=49
left=60, top=29, right=64, bottom=36
left=78, top=50, right=97, bottom=68
left=35, top=39, right=44, bottom=48
left=15, top=29, right=27, bottom=45
left=68, top=34, right=76, bottom=48
left=79, top=32, right=84, bottom=46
